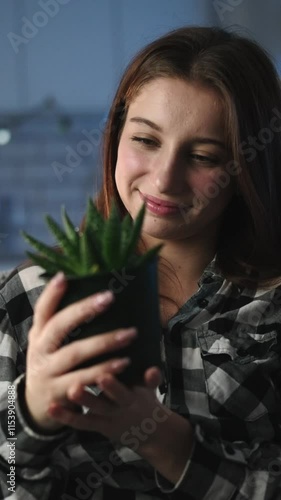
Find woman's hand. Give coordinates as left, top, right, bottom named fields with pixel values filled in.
left=27, top=272, right=194, bottom=484
left=25, top=272, right=137, bottom=432
left=47, top=364, right=164, bottom=439
left=47, top=365, right=195, bottom=486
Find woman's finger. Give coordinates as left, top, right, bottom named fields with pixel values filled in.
left=50, top=327, right=137, bottom=373
left=144, top=367, right=163, bottom=389
left=67, top=384, right=117, bottom=415
left=95, top=373, right=135, bottom=406
left=48, top=402, right=111, bottom=432
left=32, top=272, right=67, bottom=331
left=57, top=356, right=132, bottom=393
left=38, top=289, right=115, bottom=353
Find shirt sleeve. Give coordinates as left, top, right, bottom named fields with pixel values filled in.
left=154, top=283, right=281, bottom=499
left=0, top=287, right=82, bottom=499
left=155, top=420, right=281, bottom=499
left=0, top=280, right=157, bottom=499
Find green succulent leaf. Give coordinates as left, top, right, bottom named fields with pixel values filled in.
left=119, top=213, right=133, bottom=267
left=79, top=230, right=100, bottom=274
left=21, top=197, right=163, bottom=277
left=45, top=215, right=77, bottom=258
left=122, top=203, right=146, bottom=264
left=102, top=201, right=122, bottom=269
left=85, top=228, right=108, bottom=270
left=136, top=243, right=163, bottom=267
left=25, top=251, right=72, bottom=276
left=84, top=198, right=104, bottom=247
left=61, top=206, right=80, bottom=248
left=21, top=231, right=66, bottom=263
left=21, top=230, right=79, bottom=275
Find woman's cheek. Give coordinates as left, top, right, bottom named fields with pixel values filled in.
left=116, top=147, right=148, bottom=181
left=194, top=170, right=234, bottom=218
left=187, top=169, right=229, bottom=212
left=115, top=149, right=142, bottom=200
left=188, top=170, right=215, bottom=197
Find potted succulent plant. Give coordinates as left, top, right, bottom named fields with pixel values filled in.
left=21, top=199, right=163, bottom=386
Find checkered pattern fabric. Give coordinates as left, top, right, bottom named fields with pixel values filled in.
left=0, top=258, right=280, bottom=499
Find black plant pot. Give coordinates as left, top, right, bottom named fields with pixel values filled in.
left=56, top=256, right=162, bottom=386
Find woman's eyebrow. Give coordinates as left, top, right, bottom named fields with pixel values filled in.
left=130, top=117, right=226, bottom=150
left=129, top=117, right=162, bottom=132
left=192, top=137, right=226, bottom=150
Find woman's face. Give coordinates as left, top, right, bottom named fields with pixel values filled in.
left=115, top=77, right=234, bottom=243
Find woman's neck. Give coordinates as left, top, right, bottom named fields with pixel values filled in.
left=142, top=233, right=217, bottom=292
left=141, top=232, right=218, bottom=328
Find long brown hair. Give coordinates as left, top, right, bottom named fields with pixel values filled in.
left=95, top=26, right=281, bottom=289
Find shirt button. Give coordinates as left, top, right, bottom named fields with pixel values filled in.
left=225, top=444, right=235, bottom=455
left=271, top=464, right=281, bottom=473
left=203, top=276, right=213, bottom=284
left=198, top=298, right=208, bottom=308
left=159, top=382, right=168, bottom=394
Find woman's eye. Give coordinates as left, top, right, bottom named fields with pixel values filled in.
left=189, top=154, right=219, bottom=165
left=131, top=136, right=158, bottom=147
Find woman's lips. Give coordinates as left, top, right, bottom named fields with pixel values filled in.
left=139, top=191, right=187, bottom=216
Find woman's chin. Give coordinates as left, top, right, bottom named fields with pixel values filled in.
left=142, top=224, right=193, bottom=242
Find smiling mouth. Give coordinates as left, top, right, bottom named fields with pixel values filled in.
left=138, top=191, right=192, bottom=216
left=139, top=191, right=190, bottom=210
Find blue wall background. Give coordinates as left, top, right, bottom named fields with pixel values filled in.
left=1, top=0, right=217, bottom=112
left=0, top=0, right=280, bottom=268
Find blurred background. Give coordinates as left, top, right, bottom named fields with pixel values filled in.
left=0, top=0, right=280, bottom=270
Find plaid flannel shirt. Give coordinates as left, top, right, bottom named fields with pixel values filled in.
left=0, top=258, right=280, bottom=499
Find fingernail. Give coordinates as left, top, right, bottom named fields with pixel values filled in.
left=111, top=357, right=131, bottom=370
left=94, top=291, right=114, bottom=307
left=116, top=328, right=137, bottom=342
left=48, top=402, right=62, bottom=415
left=53, top=272, right=65, bottom=287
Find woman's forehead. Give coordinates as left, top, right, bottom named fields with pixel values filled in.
left=125, top=77, right=226, bottom=139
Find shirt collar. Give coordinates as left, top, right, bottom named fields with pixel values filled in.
left=197, top=253, right=224, bottom=287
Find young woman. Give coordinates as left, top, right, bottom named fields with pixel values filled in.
left=0, top=26, right=281, bottom=499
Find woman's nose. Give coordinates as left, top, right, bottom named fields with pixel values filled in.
left=153, top=150, right=185, bottom=194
